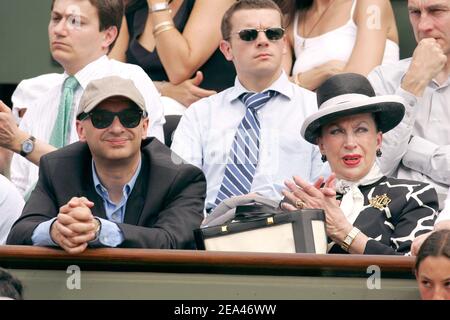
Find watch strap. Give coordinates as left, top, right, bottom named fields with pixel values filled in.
left=341, top=226, right=361, bottom=252
left=19, top=135, right=36, bottom=157
left=94, top=218, right=102, bottom=237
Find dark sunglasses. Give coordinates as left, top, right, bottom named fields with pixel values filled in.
left=77, top=108, right=147, bottom=129
left=232, top=27, right=285, bottom=41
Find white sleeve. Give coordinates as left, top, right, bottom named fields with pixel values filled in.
left=402, top=137, right=450, bottom=186
left=10, top=153, right=32, bottom=196
left=368, top=68, right=420, bottom=177
left=10, top=101, right=39, bottom=196
left=436, top=190, right=450, bottom=224
left=377, top=88, right=419, bottom=176
left=170, top=104, right=203, bottom=169
left=310, top=146, right=331, bottom=183
left=131, top=68, right=166, bottom=144
left=11, top=73, right=62, bottom=124
left=0, top=176, right=25, bottom=244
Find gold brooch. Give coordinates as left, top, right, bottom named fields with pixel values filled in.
left=369, top=193, right=391, bottom=210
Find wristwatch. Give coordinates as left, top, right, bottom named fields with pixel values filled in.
left=341, top=227, right=361, bottom=252
left=148, top=1, right=170, bottom=13
left=93, top=218, right=102, bottom=242
left=20, top=135, right=36, bottom=157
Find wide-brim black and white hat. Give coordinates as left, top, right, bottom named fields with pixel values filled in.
left=301, top=73, right=406, bottom=145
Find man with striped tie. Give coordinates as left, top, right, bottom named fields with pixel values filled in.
left=171, top=0, right=329, bottom=213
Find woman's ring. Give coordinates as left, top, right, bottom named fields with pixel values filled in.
left=295, top=199, right=306, bottom=209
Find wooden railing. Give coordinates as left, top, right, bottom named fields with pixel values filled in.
left=0, top=245, right=416, bottom=278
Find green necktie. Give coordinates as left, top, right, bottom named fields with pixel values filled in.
left=49, top=76, right=79, bottom=148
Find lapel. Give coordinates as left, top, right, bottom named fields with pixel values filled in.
left=123, top=153, right=148, bottom=225
left=122, top=138, right=171, bottom=226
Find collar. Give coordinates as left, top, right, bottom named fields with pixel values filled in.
left=63, top=55, right=109, bottom=90
left=91, top=157, right=142, bottom=199
left=227, top=71, right=293, bottom=103
left=335, top=163, right=384, bottom=194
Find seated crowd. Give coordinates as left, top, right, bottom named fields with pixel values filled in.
left=0, top=0, right=449, bottom=263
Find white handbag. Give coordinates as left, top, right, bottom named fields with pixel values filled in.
left=195, top=195, right=327, bottom=254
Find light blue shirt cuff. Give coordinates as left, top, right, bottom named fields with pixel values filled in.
left=89, top=218, right=124, bottom=247
left=31, top=218, right=58, bottom=247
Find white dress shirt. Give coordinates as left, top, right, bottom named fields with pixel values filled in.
left=0, top=175, right=24, bottom=244
left=436, top=189, right=450, bottom=224
left=369, top=58, right=450, bottom=210
left=11, top=55, right=165, bottom=196
left=11, top=73, right=63, bottom=124
left=171, top=72, right=329, bottom=210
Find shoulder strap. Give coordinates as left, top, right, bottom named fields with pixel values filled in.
left=293, top=11, right=300, bottom=37
left=350, top=0, right=357, bottom=21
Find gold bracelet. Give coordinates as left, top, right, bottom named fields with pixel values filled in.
left=153, top=21, right=174, bottom=33
left=153, top=25, right=175, bottom=37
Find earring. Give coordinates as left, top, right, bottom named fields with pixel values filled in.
left=376, top=149, right=382, bottom=157
left=321, top=154, right=327, bottom=162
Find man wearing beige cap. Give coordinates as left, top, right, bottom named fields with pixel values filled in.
left=0, top=0, right=165, bottom=197
left=7, top=76, right=206, bottom=253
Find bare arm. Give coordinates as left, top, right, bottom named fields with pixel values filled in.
left=144, top=0, right=234, bottom=84
left=345, top=0, right=396, bottom=75
left=291, top=0, right=397, bottom=91
left=293, top=60, right=346, bottom=91
left=157, top=71, right=216, bottom=107
left=109, top=4, right=222, bottom=106
left=109, top=16, right=129, bottom=62
left=280, top=15, right=343, bottom=91
left=281, top=18, right=294, bottom=76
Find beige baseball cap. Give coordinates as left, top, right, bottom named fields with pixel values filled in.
left=77, top=76, right=146, bottom=117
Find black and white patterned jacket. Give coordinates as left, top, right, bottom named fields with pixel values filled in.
left=328, top=176, right=438, bottom=255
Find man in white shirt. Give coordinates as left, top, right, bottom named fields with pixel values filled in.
left=368, top=0, right=450, bottom=209
left=0, top=175, right=24, bottom=244
left=11, top=73, right=64, bottom=124
left=171, top=0, right=327, bottom=212
left=0, top=0, right=164, bottom=195
left=0, top=73, right=63, bottom=178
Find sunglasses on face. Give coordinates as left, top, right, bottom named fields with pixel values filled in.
left=231, top=27, right=285, bottom=41
left=77, top=108, right=147, bottom=129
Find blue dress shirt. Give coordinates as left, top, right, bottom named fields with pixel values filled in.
left=32, top=158, right=142, bottom=247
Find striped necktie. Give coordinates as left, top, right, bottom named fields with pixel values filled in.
left=49, top=76, right=79, bottom=148
left=214, top=90, right=278, bottom=207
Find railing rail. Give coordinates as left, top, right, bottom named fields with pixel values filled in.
left=0, top=245, right=415, bottom=278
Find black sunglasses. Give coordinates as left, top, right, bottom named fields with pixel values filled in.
left=231, top=27, right=285, bottom=41
left=77, top=108, right=147, bottom=129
